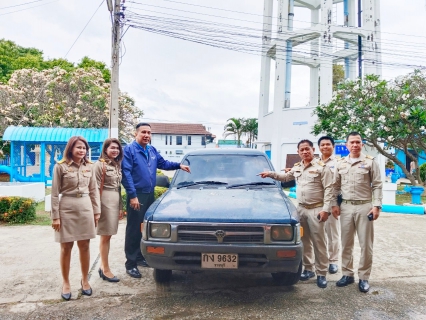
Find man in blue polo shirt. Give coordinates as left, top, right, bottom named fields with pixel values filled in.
left=121, top=123, right=191, bottom=278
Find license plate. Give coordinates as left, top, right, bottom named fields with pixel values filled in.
left=201, top=253, right=238, bottom=269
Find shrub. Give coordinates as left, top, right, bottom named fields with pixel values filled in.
left=119, top=186, right=169, bottom=212
left=419, top=163, right=426, bottom=183
left=385, top=159, right=394, bottom=169
left=154, top=187, right=168, bottom=199
left=0, top=197, right=36, bottom=224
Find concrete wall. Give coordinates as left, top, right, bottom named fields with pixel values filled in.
left=257, top=106, right=318, bottom=170
left=0, top=182, right=45, bottom=202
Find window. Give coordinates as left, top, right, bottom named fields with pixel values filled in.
left=176, top=150, right=183, bottom=155
left=187, top=136, right=191, bottom=145
left=174, top=154, right=274, bottom=186
left=201, top=136, right=206, bottom=146
left=176, top=136, right=182, bottom=145
left=165, top=135, right=168, bottom=145
left=170, top=135, right=172, bottom=145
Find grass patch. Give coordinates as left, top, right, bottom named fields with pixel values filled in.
left=34, top=201, right=51, bottom=225
left=30, top=188, right=52, bottom=225
left=395, top=185, right=426, bottom=205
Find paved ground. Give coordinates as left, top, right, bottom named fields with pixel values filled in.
left=0, top=212, right=426, bottom=319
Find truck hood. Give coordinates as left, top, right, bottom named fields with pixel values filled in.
left=147, top=188, right=297, bottom=224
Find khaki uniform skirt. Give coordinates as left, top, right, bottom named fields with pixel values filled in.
left=55, top=196, right=96, bottom=243
left=97, top=189, right=120, bottom=235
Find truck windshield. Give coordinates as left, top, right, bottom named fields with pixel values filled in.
left=173, top=154, right=275, bottom=187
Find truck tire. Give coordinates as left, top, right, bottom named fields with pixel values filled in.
left=153, top=269, right=172, bottom=283
left=271, top=261, right=302, bottom=286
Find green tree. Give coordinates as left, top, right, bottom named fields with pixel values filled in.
left=224, top=117, right=245, bottom=147
left=0, top=39, right=43, bottom=83
left=243, top=118, right=258, bottom=148
left=0, top=39, right=111, bottom=83
left=312, top=71, right=426, bottom=186
left=77, top=56, right=111, bottom=83
left=333, top=64, right=345, bottom=90
left=42, top=58, right=75, bottom=72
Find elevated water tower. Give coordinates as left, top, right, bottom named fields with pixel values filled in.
left=257, top=0, right=381, bottom=170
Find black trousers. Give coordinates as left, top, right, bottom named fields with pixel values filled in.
left=124, top=192, right=155, bottom=269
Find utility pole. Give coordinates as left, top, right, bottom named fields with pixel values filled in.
left=357, top=0, right=362, bottom=78
left=108, top=0, right=121, bottom=138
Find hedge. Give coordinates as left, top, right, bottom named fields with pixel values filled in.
left=0, top=197, right=37, bottom=224
left=120, top=186, right=169, bottom=211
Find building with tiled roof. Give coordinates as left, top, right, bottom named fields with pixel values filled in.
left=149, top=122, right=215, bottom=161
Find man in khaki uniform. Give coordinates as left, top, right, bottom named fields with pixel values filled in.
left=332, top=132, right=382, bottom=293
left=318, top=136, right=340, bottom=274
left=259, top=139, right=333, bottom=288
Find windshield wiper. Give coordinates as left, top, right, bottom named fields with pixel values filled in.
left=176, top=181, right=228, bottom=189
left=226, top=182, right=276, bottom=189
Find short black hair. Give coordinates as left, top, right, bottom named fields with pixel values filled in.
left=297, top=139, right=314, bottom=149
left=346, top=131, right=362, bottom=141
left=318, top=136, right=335, bottom=146
left=136, top=122, right=151, bottom=129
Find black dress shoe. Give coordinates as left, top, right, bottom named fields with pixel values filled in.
left=359, top=280, right=370, bottom=293
left=137, top=258, right=149, bottom=268
left=81, top=281, right=92, bottom=296
left=300, top=270, right=315, bottom=281
left=336, top=275, right=355, bottom=287
left=99, top=268, right=120, bottom=282
left=317, top=276, right=327, bottom=288
left=126, top=267, right=142, bottom=278
left=328, top=264, right=338, bottom=274
left=61, top=292, right=71, bottom=301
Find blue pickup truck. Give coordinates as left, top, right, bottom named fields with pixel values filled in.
left=141, top=149, right=302, bottom=285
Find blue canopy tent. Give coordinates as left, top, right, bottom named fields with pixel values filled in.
left=1, top=126, right=108, bottom=184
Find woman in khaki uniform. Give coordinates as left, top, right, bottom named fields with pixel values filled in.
left=51, top=136, right=101, bottom=301
left=93, top=138, right=124, bottom=282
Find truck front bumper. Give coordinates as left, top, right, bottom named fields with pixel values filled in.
left=141, top=241, right=302, bottom=273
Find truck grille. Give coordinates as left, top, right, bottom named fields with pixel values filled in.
left=177, top=225, right=264, bottom=244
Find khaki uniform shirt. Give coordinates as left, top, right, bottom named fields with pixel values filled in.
left=94, top=159, right=123, bottom=210
left=321, top=155, right=336, bottom=171
left=270, top=160, right=334, bottom=212
left=51, top=159, right=101, bottom=220
left=333, top=153, right=383, bottom=207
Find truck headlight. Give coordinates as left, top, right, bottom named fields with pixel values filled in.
left=150, top=223, right=171, bottom=238
left=271, top=226, right=293, bottom=241
left=295, top=224, right=301, bottom=243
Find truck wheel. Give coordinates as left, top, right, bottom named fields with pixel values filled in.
left=153, top=269, right=172, bottom=283
left=271, top=261, right=302, bottom=286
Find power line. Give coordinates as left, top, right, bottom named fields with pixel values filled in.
left=64, top=0, right=105, bottom=58
left=128, top=0, right=426, bottom=40
left=125, top=5, right=426, bottom=52
left=124, top=11, right=426, bottom=71
left=0, top=0, right=44, bottom=10
left=0, top=0, right=61, bottom=16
